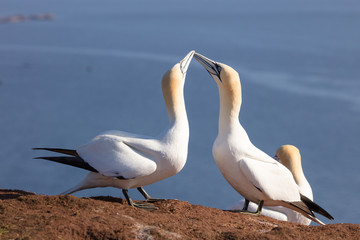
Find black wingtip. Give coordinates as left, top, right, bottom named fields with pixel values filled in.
left=32, top=147, right=79, bottom=157
left=301, top=194, right=334, bottom=220
left=35, top=156, right=98, bottom=173
left=288, top=201, right=316, bottom=217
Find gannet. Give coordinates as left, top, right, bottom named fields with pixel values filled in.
left=34, top=50, right=194, bottom=209
left=193, top=52, right=333, bottom=225
left=230, top=145, right=314, bottom=225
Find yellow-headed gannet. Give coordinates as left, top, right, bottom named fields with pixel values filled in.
left=230, top=145, right=314, bottom=225
left=193, top=52, right=333, bottom=225
left=34, top=50, right=194, bottom=209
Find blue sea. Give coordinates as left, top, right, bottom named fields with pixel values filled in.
left=1, top=0, right=359, bottom=225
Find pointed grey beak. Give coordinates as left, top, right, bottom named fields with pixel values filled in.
left=179, top=50, right=195, bottom=75
left=194, top=52, right=222, bottom=80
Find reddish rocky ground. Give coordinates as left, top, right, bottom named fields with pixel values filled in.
left=0, top=189, right=359, bottom=239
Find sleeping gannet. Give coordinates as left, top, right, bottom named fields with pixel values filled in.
left=230, top=145, right=314, bottom=225
left=193, top=52, right=333, bottom=225
left=34, top=50, right=194, bottom=209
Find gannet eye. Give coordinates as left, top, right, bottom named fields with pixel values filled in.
left=216, top=64, right=222, bottom=74
left=213, top=63, right=222, bottom=82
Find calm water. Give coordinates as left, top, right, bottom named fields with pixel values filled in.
left=1, top=0, right=359, bottom=224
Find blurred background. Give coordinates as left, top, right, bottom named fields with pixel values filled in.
left=1, top=0, right=359, bottom=224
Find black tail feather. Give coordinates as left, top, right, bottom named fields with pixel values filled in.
left=287, top=201, right=316, bottom=217
left=33, top=148, right=79, bottom=157
left=35, top=156, right=98, bottom=173
left=301, top=194, right=334, bottom=220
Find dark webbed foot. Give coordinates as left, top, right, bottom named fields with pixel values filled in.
left=122, top=189, right=158, bottom=210
left=131, top=202, right=158, bottom=210
left=146, top=197, right=167, bottom=203
left=225, top=200, right=264, bottom=216
left=137, top=187, right=167, bottom=202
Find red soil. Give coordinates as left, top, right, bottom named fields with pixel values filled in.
left=0, top=189, right=359, bottom=239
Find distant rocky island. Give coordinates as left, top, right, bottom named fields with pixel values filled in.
left=0, top=13, right=54, bottom=24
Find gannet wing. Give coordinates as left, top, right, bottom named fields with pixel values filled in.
left=100, top=130, right=149, bottom=139
left=77, top=135, right=158, bottom=179
left=94, top=131, right=163, bottom=158
left=239, top=157, right=300, bottom=201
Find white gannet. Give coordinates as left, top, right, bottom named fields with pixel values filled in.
left=193, top=52, right=333, bottom=225
left=34, top=50, right=194, bottom=209
left=230, top=145, right=314, bottom=225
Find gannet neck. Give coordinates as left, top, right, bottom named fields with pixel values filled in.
left=161, top=56, right=192, bottom=148
left=193, top=53, right=242, bottom=135
left=218, top=96, right=240, bottom=135
left=276, top=145, right=305, bottom=185
left=160, top=66, right=189, bottom=175
left=162, top=64, right=188, bottom=124
left=162, top=98, right=189, bottom=146
left=161, top=50, right=194, bottom=125
left=217, top=67, right=243, bottom=136
left=276, top=145, right=314, bottom=201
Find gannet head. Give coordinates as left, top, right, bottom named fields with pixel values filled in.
left=161, top=51, right=194, bottom=119
left=275, top=145, right=304, bottom=184
left=194, top=52, right=242, bottom=113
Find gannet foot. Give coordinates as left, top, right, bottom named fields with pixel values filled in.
left=225, top=200, right=264, bottom=216
left=131, top=202, right=159, bottom=211
left=137, top=187, right=167, bottom=203
left=145, top=198, right=167, bottom=203
left=225, top=209, right=261, bottom=216
left=122, top=189, right=158, bottom=211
